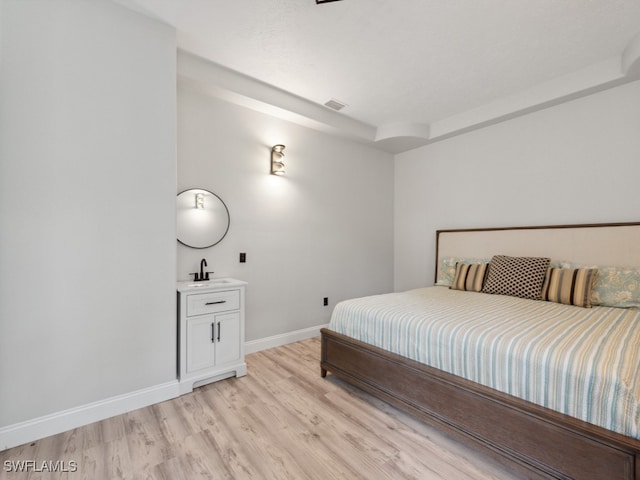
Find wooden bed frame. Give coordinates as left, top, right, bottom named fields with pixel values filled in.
left=321, top=222, right=640, bottom=480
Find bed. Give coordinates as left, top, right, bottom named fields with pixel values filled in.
left=321, top=222, right=640, bottom=480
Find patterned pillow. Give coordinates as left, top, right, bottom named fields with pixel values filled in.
left=560, top=262, right=640, bottom=308
left=436, top=256, right=489, bottom=286
left=542, top=268, right=597, bottom=308
left=482, top=255, right=551, bottom=299
left=450, top=262, right=488, bottom=292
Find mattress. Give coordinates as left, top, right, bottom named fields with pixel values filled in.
left=328, top=286, right=640, bottom=439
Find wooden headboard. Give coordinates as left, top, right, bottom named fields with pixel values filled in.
left=435, top=222, right=640, bottom=282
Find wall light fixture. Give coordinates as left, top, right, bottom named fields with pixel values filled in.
left=195, top=192, right=205, bottom=209
left=271, top=144, right=286, bottom=175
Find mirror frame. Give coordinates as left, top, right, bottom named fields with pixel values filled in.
left=176, top=188, right=231, bottom=249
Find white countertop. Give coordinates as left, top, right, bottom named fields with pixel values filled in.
left=176, top=277, right=247, bottom=293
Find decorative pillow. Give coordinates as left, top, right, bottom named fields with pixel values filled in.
left=482, top=255, right=551, bottom=300
left=542, top=268, right=597, bottom=308
left=560, top=262, right=640, bottom=308
left=450, top=262, right=488, bottom=292
left=436, top=256, right=489, bottom=287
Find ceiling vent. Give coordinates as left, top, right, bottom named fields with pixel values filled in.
left=324, top=98, right=347, bottom=111
left=316, top=0, right=343, bottom=4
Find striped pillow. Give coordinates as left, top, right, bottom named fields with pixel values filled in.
left=450, top=262, right=488, bottom=292
left=542, top=268, right=598, bottom=308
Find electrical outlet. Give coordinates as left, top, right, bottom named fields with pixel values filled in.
left=323, top=297, right=328, bottom=306
left=239, top=252, right=246, bottom=263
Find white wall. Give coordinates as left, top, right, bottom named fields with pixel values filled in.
left=394, top=80, right=640, bottom=291
left=178, top=83, right=395, bottom=342
left=0, top=0, right=177, bottom=429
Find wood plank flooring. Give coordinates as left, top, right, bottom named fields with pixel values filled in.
left=0, top=338, right=517, bottom=479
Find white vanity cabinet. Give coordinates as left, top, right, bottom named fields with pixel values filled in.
left=177, top=279, right=247, bottom=394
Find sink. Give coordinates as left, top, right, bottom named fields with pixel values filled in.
left=187, top=279, right=231, bottom=287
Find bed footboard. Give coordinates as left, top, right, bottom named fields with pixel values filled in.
left=321, top=328, right=640, bottom=480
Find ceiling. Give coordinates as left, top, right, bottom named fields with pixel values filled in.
left=116, top=0, right=640, bottom=153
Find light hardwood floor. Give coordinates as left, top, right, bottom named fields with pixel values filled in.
left=0, top=338, right=518, bottom=479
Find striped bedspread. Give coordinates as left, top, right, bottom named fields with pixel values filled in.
left=329, top=286, right=640, bottom=439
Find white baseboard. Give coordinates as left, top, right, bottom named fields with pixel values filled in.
left=1, top=325, right=328, bottom=451
left=245, top=323, right=329, bottom=354
left=0, top=380, right=180, bottom=451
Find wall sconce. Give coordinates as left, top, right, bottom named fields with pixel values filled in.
left=195, top=192, right=205, bottom=209
left=271, top=144, right=286, bottom=175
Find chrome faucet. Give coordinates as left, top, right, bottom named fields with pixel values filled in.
left=190, top=258, right=213, bottom=282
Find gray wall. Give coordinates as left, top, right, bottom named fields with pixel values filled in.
left=0, top=0, right=177, bottom=426
left=177, top=83, right=395, bottom=341
left=394, top=80, right=640, bottom=291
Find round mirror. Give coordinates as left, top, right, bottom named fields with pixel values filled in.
left=176, top=188, right=230, bottom=249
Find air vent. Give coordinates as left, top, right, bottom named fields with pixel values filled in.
left=324, top=98, right=347, bottom=111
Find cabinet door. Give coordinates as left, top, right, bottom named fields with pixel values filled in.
left=187, top=315, right=216, bottom=373
left=214, top=312, right=241, bottom=366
